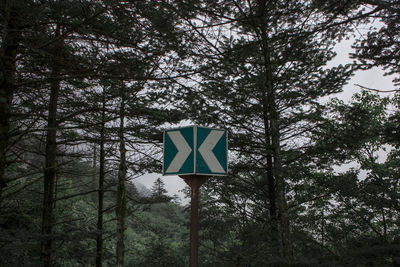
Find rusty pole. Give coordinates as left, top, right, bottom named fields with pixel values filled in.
left=190, top=180, right=199, bottom=267
left=181, top=175, right=208, bottom=267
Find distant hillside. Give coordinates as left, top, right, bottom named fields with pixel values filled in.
left=132, top=180, right=151, bottom=197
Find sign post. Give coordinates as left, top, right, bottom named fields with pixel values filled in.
left=181, top=175, right=207, bottom=267
left=163, top=126, right=228, bottom=267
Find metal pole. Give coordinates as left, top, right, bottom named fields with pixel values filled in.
left=181, top=175, right=208, bottom=267
left=190, top=181, right=199, bottom=267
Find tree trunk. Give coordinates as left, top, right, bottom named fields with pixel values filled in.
left=266, top=43, right=292, bottom=262
left=41, top=26, right=62, bottom=267
left=257, top=0, right=292, bottom=259
left=95, top=89, right=106, bottom=267
left=270, top=100, right=291, bottom=259
left=381, top=196, right=387, bottom=243
left=116, top=87, right=127, bottom=267
left=266, top=44, right=292, bottom=262
left=92, top=144, right=97, bottom=202
left=0, top=0, right=19, bottom=203
left=262, top=93, right=279, bottom=256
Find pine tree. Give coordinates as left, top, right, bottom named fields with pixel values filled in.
left=151, top=178, right=168, bottom=199
left=181, top=0, right=353, bottom=261
left=352, top=0, right=400, bottom=90
left=1, top=0, right=191, bottom=265
left=0, top=0, right=35, bottom=204
left=0, top=0, right=17, bottom=201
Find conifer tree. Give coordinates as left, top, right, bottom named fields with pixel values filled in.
left=0, top=0, right=35, bottom=203
left=181, top=0, right=353, bottom=261
left=151, top=178, right=168, bottom=199
left=352, top=0, right=400, bottom=90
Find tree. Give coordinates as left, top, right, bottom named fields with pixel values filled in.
left=94, top=1, right=191, bottom=264
left=351, top=0, right=400, bottom=90
left=0, top=0, right=188, bottom=265
left=151, top=178, right=168, bottom=200
left=0, top=0, right=19, bottom=201
left=115, top=84, right=127, bottom=267
left=308, top=91, right=400, bottom=264
left=0, top=0, right=38, bottom=204
left=181, top=0, right=353, bottom=261
left=1, top=0, right=190, bottom=265
left=96, top=88, right=107, bottom=267
left=40, top=24, right=62, bottom=267
left=32, top=2, right=111, bottom=265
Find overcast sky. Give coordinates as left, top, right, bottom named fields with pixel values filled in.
left=329, top=39, right=397, bottom=100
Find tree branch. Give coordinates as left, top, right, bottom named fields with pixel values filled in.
left=354, top=83, right=399, bottom=93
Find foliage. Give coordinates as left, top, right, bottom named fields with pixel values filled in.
left=352, top=0, right=400, bottom=88
left=0, top=0, right=399, bottom=266
left=150, top=178, right=170, bottom=201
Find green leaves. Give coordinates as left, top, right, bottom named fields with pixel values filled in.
left=308, top=90, right=400, bottom=262
left=351, top=1, right=400, bottom=88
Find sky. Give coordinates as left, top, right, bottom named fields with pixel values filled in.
left=135, top=173, right=188, bottom=203
left=329, top=39, right=397, bottom=101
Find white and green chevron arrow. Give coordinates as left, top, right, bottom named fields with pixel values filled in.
left=163, top=126, right=228, bottom=176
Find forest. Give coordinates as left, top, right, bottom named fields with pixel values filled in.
left=0, top=0, right=399, bottom=266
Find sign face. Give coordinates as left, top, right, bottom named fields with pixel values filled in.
left=163, top=126, right=228, bottom=176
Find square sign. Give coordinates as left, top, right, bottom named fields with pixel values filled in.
left=163, top=126, right=228, bottom=176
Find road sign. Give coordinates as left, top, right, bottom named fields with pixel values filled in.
left=163, top=126, right=228, bottom=176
